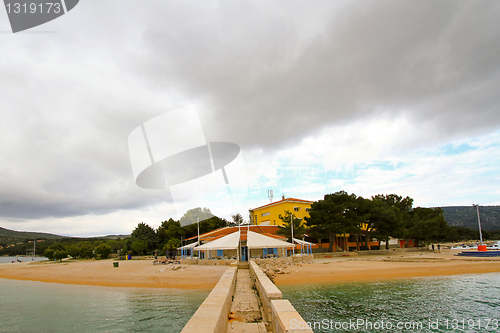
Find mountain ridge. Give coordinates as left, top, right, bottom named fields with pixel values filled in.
left=439, top=206, right=500, bottom=231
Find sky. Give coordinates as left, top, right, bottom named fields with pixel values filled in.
left=0, top=0, right=499, bottom=237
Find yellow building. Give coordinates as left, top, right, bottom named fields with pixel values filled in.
left=249, top=196, right=313, bottom=226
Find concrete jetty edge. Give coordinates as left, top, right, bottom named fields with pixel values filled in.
left=181, top=266, right=237, bottom=333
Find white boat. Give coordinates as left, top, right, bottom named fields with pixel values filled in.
left=487, top=241, right=500, bottom=250
left=451, top=244, right=472, bottom=249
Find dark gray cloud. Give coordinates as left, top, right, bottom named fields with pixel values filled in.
left=0, top=0, right=499, bottom=226
left=133, top=0, right=500, bottom=148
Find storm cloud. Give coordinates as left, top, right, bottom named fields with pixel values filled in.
left=0, top=0, right=499, bottom=235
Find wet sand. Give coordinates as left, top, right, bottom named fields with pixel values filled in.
left=274, top=250, right=500, bottom=286
left=0, top=259, right=228, bottom=290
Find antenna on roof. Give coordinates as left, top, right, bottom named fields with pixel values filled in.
left=268, top=189, right=273, bottom=203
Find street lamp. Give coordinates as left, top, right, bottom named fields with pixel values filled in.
left=291, top=213, right=295, bottom=256
left=197, top=217, right=200, bottom=245
left=472, top=204, right=484, bottom=246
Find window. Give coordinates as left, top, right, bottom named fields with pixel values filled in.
left=261, top=212, right=270, bottom=217
left=306, top=208, right=310, bottom=212
left=294, top=207, right=299, bottom=212
left=255, top=215, right=257, bottom=223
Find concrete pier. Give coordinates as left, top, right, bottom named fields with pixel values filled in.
left=227, top=268, right=267, bottom=332
left=181, top=266, right=237, bottom=333
left=181, top=260, right=313, bottom=333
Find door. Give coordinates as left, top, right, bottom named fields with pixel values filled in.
left=241, top=246, right=248, bottom=261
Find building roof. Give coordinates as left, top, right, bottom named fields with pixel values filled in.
left=247, top=231, right=293, bottom=249
left=184, top=225, right=286, bottom=243
left=249, top=197, right=314, bottom=212
left=178, top=241, right=199, bottom=250
left=194, top=231, right=240, bottom=250
left=292, top=238, right=315, bottom=245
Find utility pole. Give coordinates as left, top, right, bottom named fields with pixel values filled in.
left=473, top=204, right=483, bottom=245
left=33, top=238, right=35, bottom=261
left=291, top=213, right=295, bottom=255
left=197, top=218, right=200, bottom=245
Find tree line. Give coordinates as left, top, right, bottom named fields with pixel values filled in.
left=0, top=208, right=231, bottom=259
left=2, top=198, right=499, bottom=258
left=276, top=191, right=499, bottom=251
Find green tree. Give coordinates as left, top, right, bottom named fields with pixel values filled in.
left=343, top=195, right=373, bottom=250
left=66, top=244, right=80, bottom=259
left=277, top=210, right=306, bottom=242
left=179, top=207, right=214, bottom=227
left=407, top=207, right=448, bottom=245
left=131, top=222, right=159, bottom=252
left=79, top=243, right=93, bottom=259
left=369, top=201, right=398, bottom=249
left=231, top=213, right=244, bottom=226
left=305, top=191, right=357, bottom=252
left=157, top=218, right=185, bottom=245
left=43, top=243, right=67, bottom=260
left=369, top=194, right=413, bottom=248
left=182, top=214, right=226, bottom=238
left=131, top=240, right=148, bottom=255
left=52, top=250, right=67, bottom=261
left=164, top=238, right=181, bottom=251
left=106, top=239, right=127, bottom=254
left=95, top=243, right=112, bottom=259
left=43, top=248, right=54, bottom=260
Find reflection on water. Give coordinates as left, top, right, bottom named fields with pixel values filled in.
left=0, top=279, right=208, bottom=333
left=281, top=273, right=500, bottom=333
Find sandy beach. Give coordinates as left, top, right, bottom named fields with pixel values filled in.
left=275, top=250, right=500, bottom=286
left=0, top=259, right=228, bottom=290
left=1, top=251, right=500, bottom=289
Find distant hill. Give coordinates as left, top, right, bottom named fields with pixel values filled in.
left=0, top=227, right=68, bottom=240
left=98, top=234, right=130, bottom=239
left=0, top=227, right=130, bottom=240
left=440, top=206, right=500, bottom=231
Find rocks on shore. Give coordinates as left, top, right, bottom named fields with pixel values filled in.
left=172, top=265, right=186, bottom=270
left=254, top=255, right=313, bottom=282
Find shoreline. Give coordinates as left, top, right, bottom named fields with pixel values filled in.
left=0, top=259, right=228, bottom=290
left=275, top=250, right=500, bottom=286
left=1, top=251, right=499, bottom=289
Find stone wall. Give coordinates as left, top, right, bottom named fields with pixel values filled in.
left=249, top=260, right=313, bottom=333
left=356, top=247, right=430, bottom=255
left=271, top=300, right=313, bottom=333
left=180, top=266, right=237, bottom=333
left=179, top=258, right=236, bottom=266
left=249, top=260, right=282, bottom=322
left=311, top=252, right=353, bottom=258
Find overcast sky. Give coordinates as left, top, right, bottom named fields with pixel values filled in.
left=1, top=0, right=499, bottom=236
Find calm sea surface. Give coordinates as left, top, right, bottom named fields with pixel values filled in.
left=0, top=279, right=208, bottom=333
left=1, top=272, right=499, bottom=332
left=281, top=273, right=500, bottom=333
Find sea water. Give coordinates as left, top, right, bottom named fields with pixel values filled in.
left=2, top=273, right=499, bottom=333
left=0, top=279, right=208, bottom=333
left=281, top=273, right=500, bottom=332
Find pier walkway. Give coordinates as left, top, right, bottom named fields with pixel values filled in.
left=181, top=260, right=313, bottom=333
left=227, top=267, right=267, bottom=333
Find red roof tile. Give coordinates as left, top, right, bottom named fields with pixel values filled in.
left=249, top=197, right=314, bottom=211
left=185, top=225, right=287, bottom=242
